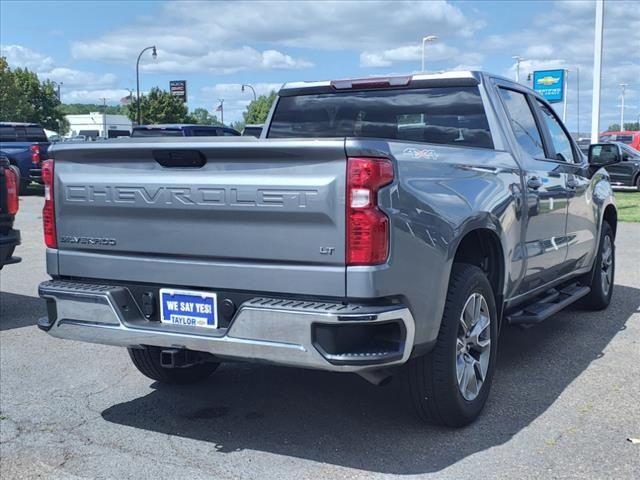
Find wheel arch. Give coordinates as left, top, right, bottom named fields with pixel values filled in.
left=603, top=203, right=617, bottom=239
left=449, top=224, right=507, bottom=324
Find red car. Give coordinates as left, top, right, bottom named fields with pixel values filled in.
left=599, top=131, right=640, bottom=151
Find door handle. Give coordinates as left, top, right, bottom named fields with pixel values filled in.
left=527, top=177, right=543, bottom=190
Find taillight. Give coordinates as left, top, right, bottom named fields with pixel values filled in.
left=5, top=167, right=19, bottom=215
left=30, top=144, right=41, bottom=165
left=347, top=157, right=394, bottom=265
left=42, top=159, right=56, bottom=248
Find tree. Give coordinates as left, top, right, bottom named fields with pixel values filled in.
left=606, top=122, right=639, bottom=132
left=188, top=107, right=221, bottom=125
left=0, top=57, right=20, bottom=120
left=127, top=87, right=190, bottom=124
left=230, top=121, right=246, bottom=132
left=243, top=91, right=277, bottom=125
left=0, top=57, right=67, bottom=133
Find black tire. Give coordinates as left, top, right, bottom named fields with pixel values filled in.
left=581, top=221, right=615, bottom=310
left=406, top=263, right=499, bottom=427
left=635, top=175, right=640, bottom=192
left=128, top=346, right=220, bottom=384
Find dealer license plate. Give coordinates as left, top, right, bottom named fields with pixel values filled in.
left=159, top=288, right=218, bottom=329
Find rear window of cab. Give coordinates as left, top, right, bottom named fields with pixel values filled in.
left=268, top=86, right=494, bottom=150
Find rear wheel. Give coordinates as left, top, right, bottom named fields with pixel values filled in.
left=581, top=221, right=615, bottom=310
left=407, top=263, right=498, bottom=427
left=128, top=346, right=220, bottom=384
left=635, top=175, right=640, bottom=192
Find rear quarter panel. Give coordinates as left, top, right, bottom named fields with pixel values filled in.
left=345, top=139, right=523, bottom=347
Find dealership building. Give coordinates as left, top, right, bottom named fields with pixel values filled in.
left=65, top=113, right=133, bottom=139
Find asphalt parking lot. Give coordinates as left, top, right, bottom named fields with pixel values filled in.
left=1, top=195, right=639, bottom=480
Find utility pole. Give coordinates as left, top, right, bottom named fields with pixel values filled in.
left=590, top=0, right=604, bottom=143
left=512, top=56, right=524, bottom=83
left=576, top=67, right=580, bottom=137
left=620, top=83, right=628, bottom=130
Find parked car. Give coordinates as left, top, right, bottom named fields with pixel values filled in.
left=599, top=130, right=640, bottom=151
left=602, top=142, right=640, bottom=190
left=0, top=156, right=21, bottom=269
left=241, top=124, right=263, bottom=137
left=38, top=71, right=619, bottom=427
left=578, top=140, right=640, bottom=190
left=131, top=124, right=241, bottom=138
left=0, top=122, right=50, bottom=193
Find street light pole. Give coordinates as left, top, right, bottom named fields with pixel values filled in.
left=241, top=84, right=257, bottom=101
left=218, top=99, right=224, bottom=125
left=101, top=97, right=107, bottom=138
left=136, top=45, right=157, bottom=125
left=50, top=81, right=63, bottom=101
left=590, top=0, right=604, bottom=143
left=576, top=67, right=580, bottom=137
left=562, top=69, right=569, bottom=123
left=421, top=35, right=437, bottom=72
left=620, top=83, right=628, bottom=130
left=512, top=56, right=524, bottom=83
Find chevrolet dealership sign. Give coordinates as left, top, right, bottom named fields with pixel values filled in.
left=533, top=69, right=565, bottom=103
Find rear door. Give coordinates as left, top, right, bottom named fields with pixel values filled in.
left=496, top=86, right=569, bottom=294
left=52, top=139, right=348, bottom=297
left=532, top=98, right=597, bottom=273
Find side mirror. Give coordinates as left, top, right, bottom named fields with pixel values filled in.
left=588, top=143, right=622, bottom=168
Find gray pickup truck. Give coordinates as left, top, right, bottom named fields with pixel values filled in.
left=38, top=71, right=621, bottom=427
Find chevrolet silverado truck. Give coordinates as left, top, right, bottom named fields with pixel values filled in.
left=0, top=156, right=21, bottom=269
left=37, top=71, right=620, bottom=427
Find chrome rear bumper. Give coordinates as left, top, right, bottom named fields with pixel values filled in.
left=38, top=280, right=415, bottom=372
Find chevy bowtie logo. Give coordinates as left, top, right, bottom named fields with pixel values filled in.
left=537, top=76, right=560, bottom=86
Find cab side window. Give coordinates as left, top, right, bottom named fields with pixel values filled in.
left=536, top=101, right=576, bottom=163
left=498, top=88, right=545, bottom=158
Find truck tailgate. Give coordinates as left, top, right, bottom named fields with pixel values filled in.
left=51, top=139, right=347, bottom=297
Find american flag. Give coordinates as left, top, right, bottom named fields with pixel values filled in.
left=120, top=94, right=132, bottom=105
left=215, top=104, right=222, bottom=111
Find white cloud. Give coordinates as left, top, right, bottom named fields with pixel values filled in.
left=69, top=1, right=481, bottom=74
left=2, top=45, right=120, bottom=98
left=360, top=43, right=483, bottom=69
left=62, top=89, right=131, bottom=104
left=490, top=0, right=640, bottom=133
left=44, top=68, right=119, bottom=89
left=139, top=47, right=312, bottom=75
left=1, top=44, right=54, bottom=71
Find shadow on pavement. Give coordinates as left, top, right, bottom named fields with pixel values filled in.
left=102, top=285, right=639, bottom=474
left=0, top=292, right=44, bottom=331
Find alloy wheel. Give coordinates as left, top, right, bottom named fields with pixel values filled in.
left=456, top=293, right=491, bottom=401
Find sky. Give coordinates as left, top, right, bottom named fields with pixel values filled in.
left=1, top=0, right=638, bottom=131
